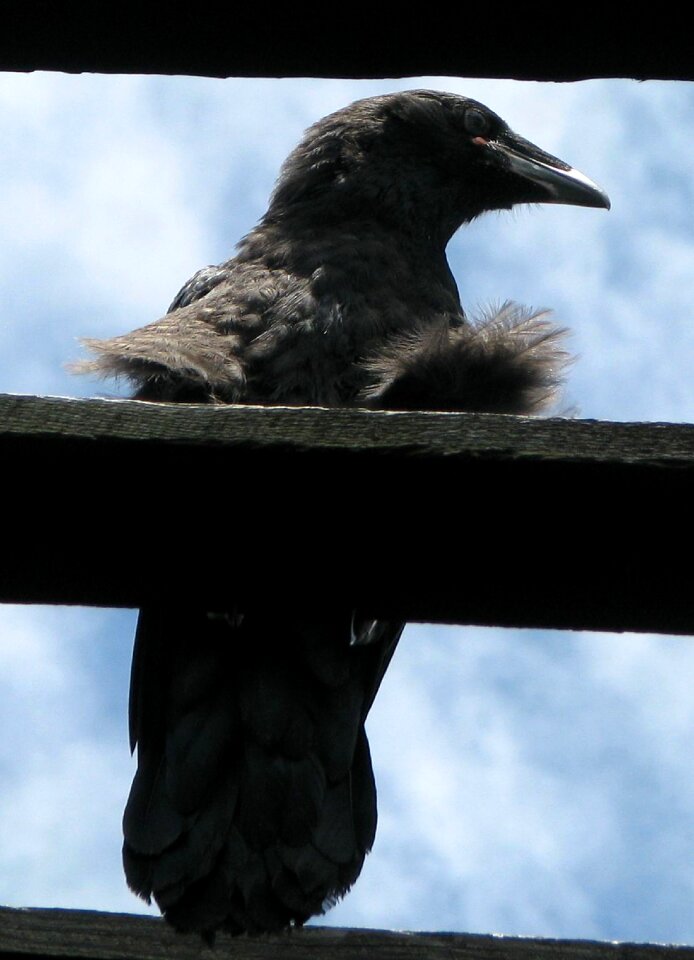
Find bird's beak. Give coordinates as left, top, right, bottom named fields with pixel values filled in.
left=491, top=132, right=611, bottom=210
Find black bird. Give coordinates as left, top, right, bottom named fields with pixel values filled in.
left=77, top=90, right=609, bottom=938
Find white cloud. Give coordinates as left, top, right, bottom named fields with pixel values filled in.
left=327, top=626, right=694, bottom=941
left=0, top=605, right=147, bottom=913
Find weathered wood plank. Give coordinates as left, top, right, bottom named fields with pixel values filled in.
left=0, top=5, right=693, bottom=81
left=3, top=394, right=694, bottom=466
left=1, top=907, right=693, bottom=960
left=2, top=394, right=693, bottom=635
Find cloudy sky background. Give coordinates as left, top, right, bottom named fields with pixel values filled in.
left=1, top=73, right=693, bottom=945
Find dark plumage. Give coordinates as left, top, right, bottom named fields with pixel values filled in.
left=76, top=90, right=609, bottom=938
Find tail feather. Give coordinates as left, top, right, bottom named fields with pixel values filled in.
left=122, top=756, right=188, bottom=856
left=123, top=608, right=402, bottom=936
left=165, top=691, right=239, bottom=815
left=276, top=843, right=340, bottom=910
left=148, top=771, right=240, bottom=900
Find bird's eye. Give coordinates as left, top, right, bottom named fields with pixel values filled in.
left=464, top=108, right=489, bottom=137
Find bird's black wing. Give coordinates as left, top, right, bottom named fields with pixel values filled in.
left=167, top=265, right=230, bottom=312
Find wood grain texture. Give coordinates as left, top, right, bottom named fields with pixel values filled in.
left=2, top=394, right=694, bottom=464
left=2, top=907, right=694, bottom=960
left=2, top=394, right=693, bottom=635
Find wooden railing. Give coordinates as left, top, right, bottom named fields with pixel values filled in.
left=2, top=394, right=693, bottom=633
left=2, top=906, right=694, bottom=960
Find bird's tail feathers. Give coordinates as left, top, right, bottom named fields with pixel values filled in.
left=123, top=609, right=402, bottom=937
left=361, top=301, right=572, bottom=415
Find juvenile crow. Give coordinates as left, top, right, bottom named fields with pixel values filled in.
left=78, top=90, right=609, bottom=937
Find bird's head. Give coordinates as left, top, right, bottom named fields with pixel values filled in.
left=267, top=90, right=609, bottom=246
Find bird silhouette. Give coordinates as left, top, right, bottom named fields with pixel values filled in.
left=77, top=90, right=609, bottom=938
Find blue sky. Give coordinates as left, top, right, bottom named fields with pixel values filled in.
left=1, top=73, right=693, bottom=944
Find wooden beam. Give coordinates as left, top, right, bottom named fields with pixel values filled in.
left=1, top=5, right=693, bottom=80
left=2, top=394, right=693, bottom=635
left=2, top=906, right=693, bottom=960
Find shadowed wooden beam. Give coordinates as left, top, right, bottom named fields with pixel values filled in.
left=2, top=393, right=693, bottom=635
left=1, top=5, right=693, bottom=80
left=2, top=906, right=694, bottom=960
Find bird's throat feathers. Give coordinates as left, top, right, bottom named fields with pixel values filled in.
left=236, top=218, right=463, bottom=337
